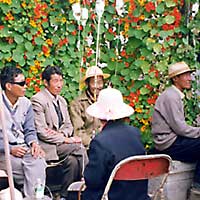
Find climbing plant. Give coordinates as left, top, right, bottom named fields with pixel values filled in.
left=0, top=0, right=199, bottom=148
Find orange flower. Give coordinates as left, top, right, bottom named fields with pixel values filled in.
left=145, top=2, right=155, bottom=13
left=42, top=45, right=50, bottom=57
left=5, top=12, right=14, bottom=21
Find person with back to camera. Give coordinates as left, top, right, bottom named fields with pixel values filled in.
left=151, top=61, right=200, bottom=193
left=82, top=87, right=150, bottom=200
left=0, top=66, right=46, bottom=198
left=31, top=65, right=88, bottom=200
left=69, top=66, right=110, bottom=148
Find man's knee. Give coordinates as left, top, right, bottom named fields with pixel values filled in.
left=66, top=155, right=79, bottom=168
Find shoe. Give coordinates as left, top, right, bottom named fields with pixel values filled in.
left=60, top=197, right=67, bottom=200
left=191, top=182, right=200, bottom=194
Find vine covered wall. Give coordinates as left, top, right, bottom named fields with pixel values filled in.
left=0, top=0, right=199, bottom=148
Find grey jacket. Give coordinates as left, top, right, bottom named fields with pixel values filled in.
left=152, top=86, right=200, bottom=151
left=31, top=89, right=73, bottom=160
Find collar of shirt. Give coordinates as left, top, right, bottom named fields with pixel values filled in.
left=44, top=88, right=59, bottom=105
left=2, top=91, right=19, bottom=111
left=172, top=85, right=185, bottom=99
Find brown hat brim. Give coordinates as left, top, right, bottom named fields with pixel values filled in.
left=168, top=68, right=196, bottom=79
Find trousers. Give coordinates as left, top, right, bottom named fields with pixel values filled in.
left=56, top=143, right=88, bottom=198
left=153, top=136, right=200, bottom=183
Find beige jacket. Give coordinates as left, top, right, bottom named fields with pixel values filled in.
left=31, top=89, right=73, bottom=160
left=69, top=91, right=102, bottom=148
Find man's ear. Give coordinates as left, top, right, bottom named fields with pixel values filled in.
left=172, top=76, right=178, bottom=83
left=5, top=83, right=12, bottom=91
left=43, top=79, right=49, bottom=87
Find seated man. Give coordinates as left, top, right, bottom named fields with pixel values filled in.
left=0, top=66, right=46, bottom=198
left=151, top=62, right=200, bottom=190
left=69, top=66, right=110, bottom=148
left=82, top=87, right=150, bottom=200
left=31, top=65, right=88, bottom=200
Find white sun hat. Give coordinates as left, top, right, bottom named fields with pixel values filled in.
left=168, top=61, right=195, bottom=78
left=86, top=87, right=134, bottom=120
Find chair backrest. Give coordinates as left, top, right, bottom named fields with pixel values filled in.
left=101, top=154, right=172, bottom=200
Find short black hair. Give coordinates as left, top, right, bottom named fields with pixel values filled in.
left=0, top=66, right=23, bottom=90
left=42, top=65, right=63, bottom=82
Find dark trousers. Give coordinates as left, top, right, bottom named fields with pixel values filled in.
left=152, top=136, right=200, bottom=184
left=0, top=177, right=9, bottom=190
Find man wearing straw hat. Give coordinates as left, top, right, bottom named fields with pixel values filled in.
left=82, top=87, right=150, bottom=200
left=69, top=66, right=110, bottom=148
left=0, top=66, right=46, bottom=198
left=151, top=61, right=200, bottom=191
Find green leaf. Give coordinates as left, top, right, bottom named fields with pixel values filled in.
left=130, top=69, right=141, bottom=80
left=141, top=23, right=151, bottom=32
left=155, top=61, right=168, bottom=72
left=12, top=50, right=24, bottom=62
left=111, top=75, right=121, bottom=86
left=165, top=0, right=176, bottom=7
left=43, top=58, right=54, bottom=66
left=182, top=38, right=188, bottom=45
left=153, top=43, right=162, bottom=54
left=0, top=42, right=15, bottom=53
left=42, top=22, right=49, bottom=29
left=26, top=51, right=35, bottom=60
left=14, top=34, right=24, bottom=44
left=107, top=61, right=116, bottom=70
left=156, top=3, right=165, bottom=14
left=164, top=15, right=175, bottom=24
left=68, top=35, right=76, bottom=45
left=120, top=68, right=130, bottom=76
left=25, top=42, right=34, bottom=52
left=134, top=60, right=150, bottom=74
left=105, top=32, right=114, bottom=41
left=140, top=87, right=150, bottom=95
left=133, top=7, right=140, bottom=17
left=105, top=5, right=115, bottom=14
left=149, top=78, right=159, bottom=86
left=35, top=37, right=44, bottom=45
left=132, top=29, right=146, bottom=40
left=18, top=57, right=25, bottom=66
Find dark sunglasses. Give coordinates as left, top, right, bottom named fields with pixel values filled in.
left=10, top=80, right=26, bottom=86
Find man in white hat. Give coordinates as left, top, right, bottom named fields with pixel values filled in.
left=151, top=61, right=200, bottom=190
left=69, top=66, right=110, bottom=148
left=82, top=87, right=150, bottom=200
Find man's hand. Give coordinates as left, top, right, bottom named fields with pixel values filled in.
left=45, top=128, right=58, bottom=135
left=11, top=146, right=28, bottom=158
left=65, top=136, right=82, bottom=144
left=31, top=142, right=45, bottom=159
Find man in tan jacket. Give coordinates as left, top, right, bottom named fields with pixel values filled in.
left=69, top=66, right=110, bottom=148
left=31, top=66, right=88, bottom=200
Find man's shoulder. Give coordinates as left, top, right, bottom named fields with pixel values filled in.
left=31, top=89, right=46, bottom=100
left=70, top=92, right=87, bottom=105
left=19, top=96, right=31, bottom=106
left=158, top=86, right=179, bottom=101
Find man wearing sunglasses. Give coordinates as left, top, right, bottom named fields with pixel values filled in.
left=0, top=66, right=46, bottom=198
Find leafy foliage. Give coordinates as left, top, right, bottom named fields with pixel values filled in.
left=0, top=0, right=199, bottom=149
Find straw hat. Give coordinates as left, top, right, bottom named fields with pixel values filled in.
left=82, top=66, right=110, bottom=82
left=168, top=62, right=195, bottom=79
left=86, top=87, right=134, bottom=120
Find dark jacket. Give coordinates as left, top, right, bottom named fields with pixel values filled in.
left=82, top=120, right=150, bottom=200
